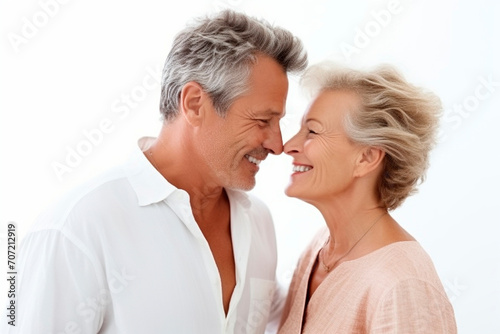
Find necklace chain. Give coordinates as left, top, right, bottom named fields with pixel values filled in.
left=319, top=211, right=387, bottom=273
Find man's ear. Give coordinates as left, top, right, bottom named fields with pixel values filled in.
left=354, top=146, right=385, bottom=178
left=179, top=81, right=207, bottom=126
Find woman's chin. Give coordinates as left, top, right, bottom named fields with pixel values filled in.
left=285, top=184, right=319, bottom=205
left=285, top=184, right=303, bottom=199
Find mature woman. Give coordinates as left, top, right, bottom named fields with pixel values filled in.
left=278, top=63, right=457, bottom=333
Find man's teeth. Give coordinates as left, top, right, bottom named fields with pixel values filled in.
left=246, top=155, right=262, bottom=166
left=293, top=165, right=312, bottom=173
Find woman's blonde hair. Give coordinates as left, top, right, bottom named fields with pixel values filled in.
left=301, top=62, right=442, bottom=210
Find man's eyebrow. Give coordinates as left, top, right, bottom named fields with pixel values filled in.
left=259, top=109, right=286, bottom=117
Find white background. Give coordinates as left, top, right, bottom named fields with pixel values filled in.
left=1, top=0, right=499, bottom=332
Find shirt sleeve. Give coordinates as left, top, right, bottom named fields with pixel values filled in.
left=371, top=278, right=457, bottom=334
left=3, top=229, right=105, bottom=333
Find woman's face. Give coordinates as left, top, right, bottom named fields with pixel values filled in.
left=284, top=89, right=365, bottom=203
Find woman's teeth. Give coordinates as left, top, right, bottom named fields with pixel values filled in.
left=293, top=165, right=312, bottom=173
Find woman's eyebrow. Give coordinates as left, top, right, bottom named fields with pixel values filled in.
left=305, top=118, right=322, bottom=124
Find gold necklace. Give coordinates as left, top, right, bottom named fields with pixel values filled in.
left=319, top=211, right=387, bottom=273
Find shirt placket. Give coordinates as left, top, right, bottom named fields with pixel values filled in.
left=165, top=189, right=227, bottom=331
left=224, top=197, right=251, bottom=333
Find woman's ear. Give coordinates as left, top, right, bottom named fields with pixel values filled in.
left=179, top=81, right=207, bottom=127
left=354, top=146, right=385, bottom=178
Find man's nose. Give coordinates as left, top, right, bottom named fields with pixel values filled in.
left=264, top=124, right=284, bottom=155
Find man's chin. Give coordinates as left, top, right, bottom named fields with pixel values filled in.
left=226, top=177, right=256, bottom=192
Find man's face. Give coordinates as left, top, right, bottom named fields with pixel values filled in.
left=197, top=55, right=289, bottom=191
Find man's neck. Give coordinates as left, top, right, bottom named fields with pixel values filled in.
left=145, top=128, right=231, bottom=231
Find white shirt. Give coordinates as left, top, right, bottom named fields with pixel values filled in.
left=5, top=138, right=280, bottom=334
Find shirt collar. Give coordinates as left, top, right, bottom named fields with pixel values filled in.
left=123, top=137, right=178, bottom=206
left=226, top=188, right=251, bottom=210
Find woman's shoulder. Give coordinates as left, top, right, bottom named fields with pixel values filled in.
left=363, top=242, right=457, bottom=332
left=354, top=241, right=445, bottom=290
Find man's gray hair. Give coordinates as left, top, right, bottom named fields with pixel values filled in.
left=159, top=10, right=308, bottom=121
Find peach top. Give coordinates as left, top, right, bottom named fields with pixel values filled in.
left=279, top=228, right=457, bottom=334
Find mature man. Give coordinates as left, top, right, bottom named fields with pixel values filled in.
left=7, top=10, right=307, bottom=333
